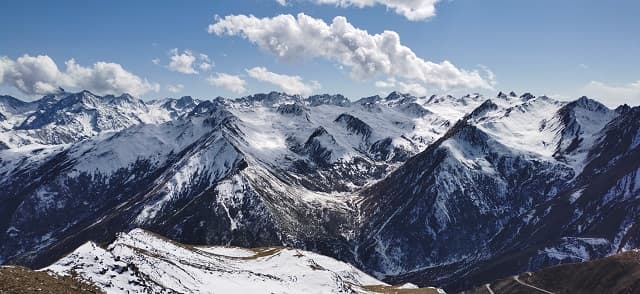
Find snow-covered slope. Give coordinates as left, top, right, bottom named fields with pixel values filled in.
left=355, top=97, right=638, bottom=291
left=46, top=228, right=443, bottom=294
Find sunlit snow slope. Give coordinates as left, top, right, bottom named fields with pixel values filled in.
left=46, top=229, right=444, bottom=294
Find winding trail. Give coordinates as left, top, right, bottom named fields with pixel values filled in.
left=513, top=275, right=554, bottom=294
left=484, top=283, right=495, bottom=294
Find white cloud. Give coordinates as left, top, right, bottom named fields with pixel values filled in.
left=199, top=62, right=213, bottom=71
left=375, top=77, right=427, bottom=96
left=168, top=49, right=213, bottom=74
left=210, top=13, right=495, bottom=91
left=166, top=84, right=184, bottom=93
left=168, top=49, right=198, bottom=74
left=582, top=80, right=640, bottom=107
left=198, top=53, right=213, bottom=71
left=207, top=73, right=247, bottom=94
left=151, top=58, right=160, bottom=65
left=277, top=0, right=440, bottom=21
left=0, top=54, right=159, bottom=96
left=246, top=66, right=320, bottom=96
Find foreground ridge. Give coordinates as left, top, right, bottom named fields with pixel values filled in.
left=46, top=228, right=445, bottom=294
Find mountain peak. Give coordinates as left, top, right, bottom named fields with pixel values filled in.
left=520, top=92, right=536, bottom=101
left=240, top=91, right=301, bottom=106
left=615, top=104, right=631, bottom=114
left=466, top=99, right=499, bottom=120
left=567, top=96, right=610, bottom=113
left=306, top=94, right=350, bottom=107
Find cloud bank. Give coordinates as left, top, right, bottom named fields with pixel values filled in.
left=277, top=0, right=440, bottom=21
left=207, top=73, right=248, bottom=94
left=166, top=84, right=184, bottom=93
left=209, top=13, right=495, bottom=92
left=246, top=67, right=321, bottom=96
left=583, top=80, right=640, bottom=107
left=376, top=78, right=427, bottom=96
left=0, top=54, right=160, bottom=96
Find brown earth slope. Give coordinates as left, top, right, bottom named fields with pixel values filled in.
left=462, top=250, right=640, bottom=294
left=0, top=266, right=103, bottom=294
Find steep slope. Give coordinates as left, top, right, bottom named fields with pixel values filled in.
left=0, top=101, right=269, bottom=267
left=354, top=95, right=635, bottom=291
left=414, top=105, right=640, bottom=291
left=223, top=91, right=472, bottom=193
left=356, top=118, right=573, bottom=280
left=45, top=228, right=443, bottom=294
left=543, top=96, right=618, bottom=169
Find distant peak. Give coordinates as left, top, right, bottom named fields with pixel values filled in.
left=177, top=96, right=194, bottom=102
left=466, top=99, right=499, bottom=120
left=615, top=104, right=631, bottom=115
left=78, top=90, right=95, bottom=96
left=241, top=91, right=301, bottom=105
left=568, top=96, right=610, bottom=112
left=306, top=94, right=350, bottom=107
left=520, top=92, right=536, bottom=101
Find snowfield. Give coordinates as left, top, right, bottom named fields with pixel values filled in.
left=46, top=229, right=445, bottom=294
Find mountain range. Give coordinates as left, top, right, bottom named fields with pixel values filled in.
left=0, top=89, right=638, bottom=292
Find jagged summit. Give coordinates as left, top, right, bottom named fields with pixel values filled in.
left=307, top=93, right=350, bottom=107
left=520, top=92, right=535, bottom=100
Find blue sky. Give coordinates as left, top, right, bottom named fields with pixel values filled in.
left=1, top=0, right=639, bottom=106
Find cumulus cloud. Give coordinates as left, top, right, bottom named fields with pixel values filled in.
left=198, top=53, right=214, bottom=71
left=168, top=49, right=198, bottom=74
left=582, top=80, right=640, bottom=107
left=375, top=78, right=427, bottom=96
left=166, top=84, right=184, bottom=93
left=246, top=67, right=320, bottom=96
left=207, top=73, right=247, bottom=94
left=168, top=49, right=213, bottom=74
left=277, top=0, right=440, bottom=21
left=0, top=54, right=159, bottom=96
left=209, top=13, right=495, bottom=91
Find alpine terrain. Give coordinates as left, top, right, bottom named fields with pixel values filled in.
left=0, top=89, right=638, bottom=292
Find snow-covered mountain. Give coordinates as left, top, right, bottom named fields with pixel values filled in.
left=355, top=94, right=639, bottom=290
left=0, top=89, right=637, bottom=292
left=46, top=228, right=442, bottom=293
left=0, top=90, right=199, bottom=148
